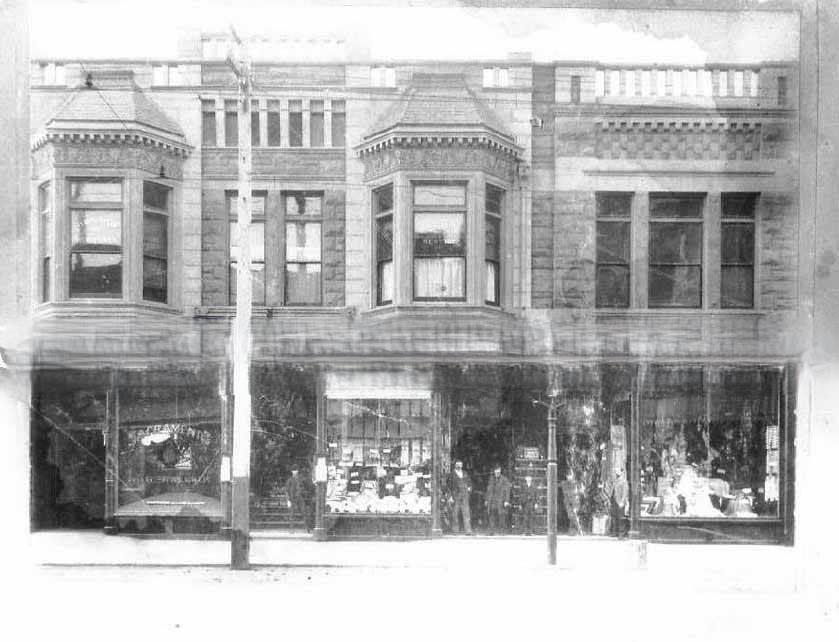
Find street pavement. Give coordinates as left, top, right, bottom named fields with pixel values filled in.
left=8, top=531, right=837, bottom=642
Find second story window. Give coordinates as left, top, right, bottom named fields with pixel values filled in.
left=485, top=184, right=503, bottom=305
left=777, top=76, right=788, bottom=106
left=413, top=183, right=466, bottom=302
left=374, top=184, right=394, bottom=306
left=69, top=179, right=123, bottom=299
left=648, top=193, right=704, bottom=308
left=570, top=75, right=581, bottom=104
left=721, top=193, right=757, bottom=309
left=267, top=100, right=282, bottom=146
left=289, top=100, right=303, bottom=147
left=596, top=192, right=632, bottom=308
left=202, top=100, right=217, bottom=147
left=251, top=100, right=261, bottom=146
left=310, top=100, right=324, bottom=147
left=331, top=100, right=346, bottom=148
left=39, top=182, right=52, bottom=303
left=224, top=100, right=238, bottom=147
left=228, top=193, right=265, bottom=305
left=284, top=193, right=322, bottom=305
left=142, top=182, right=170, bottom=304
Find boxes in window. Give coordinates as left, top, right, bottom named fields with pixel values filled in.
left=591, top=514, right=610, bottom=536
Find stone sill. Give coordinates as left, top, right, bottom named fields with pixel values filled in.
left=593, top=309, right=765, bottom=317
left=193, top=305, right=353, bottom=319
left=201, top=147, right=345, bottom=154
left=33, top=301, right=183, bottom=319
left=360, top=303, right=517, bottom=321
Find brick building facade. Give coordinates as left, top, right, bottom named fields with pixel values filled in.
left=28, top=26, right=801, bottom=542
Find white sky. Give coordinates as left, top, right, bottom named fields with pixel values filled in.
left=29, top=1, right=799, bottom=64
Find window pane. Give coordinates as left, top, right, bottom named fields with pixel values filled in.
left=251, top=105, right=260, bottom=146
left=596, top=265, right=630, bottom=308
left=229, top=264, right=266, bottom=306
left=648, top=266, right=702, bottom=307
left=570, top=75, right=581, bottom=103
left=413, top=184, right=465, bottom=207
left=376, top=216, right=393, bottom=262
left=374, top=185, right=393, bottom=214
left=230, top=222, right=265, bottom=263
left=289, top=101, right=303, bottom=147
left=285, top=222, right=321, bottom=262
left=267, top=108, right=282, bottom=146
left=414, top=212, right=465, bottom=257
left=377, top=260, right=394, bottom=305
left=143, top=212, right=167, bottom=259
left=202, top=110, right=217, bottom=146
left=71, top=210, right=121, bottom=251
left=224, top=100, right=238, bottom=147
left=70, top=181, right=122, bottom=203
left=649, top=194, right=704, bottom=219
left=70, top=253, right=122, bottom=297
left=42, top=257, right=51, bottom=303
left=485, top=260, right=500, bottom=305
left=485, top=215, right=500, bottom=262
left=722, top=194, right=757, bottom=219
left=722, top=224, right=754, bottom=264
left=596, top=192, right=632, bottom=218
left=721, top=266, right=754, bottom=308
left=331, top=111, right=345, bottom=147
left=649, top=223, right=702, bottom=264
left=596, top=221, right=630, bottom=264
left=143, top=256, right=167, bottom=303
left=143, top=182, right=169, bottom=211
left=285, top=194, right=322, bottom=217
left=285, top=263, right=321, bottom=305
left=414, top=257, right=465, bottom=299
left=485, top=184, right=503, bottom=214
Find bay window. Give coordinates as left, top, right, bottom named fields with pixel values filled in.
left=485, top=184, right=503, bottom=305
left=39, top=182, right=52, bottom=302
left=228, top=192, right=266, bottom=305
left=284, top=193, right=322, bottom=305
left=374, top=184, right=394, bottom=306
left=142, top=182, right=170, bottom=304
left=69, top=179, right=123, bottom=298
left=648, top=193, right=704, bottom=308
left=412, top=183, right=466, bottom=301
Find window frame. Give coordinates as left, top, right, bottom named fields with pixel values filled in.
left=224, top=99, right=238, bottom=148
left=309, top=100, right=325, bottom=147
left=484, top=183, right=504, bottom=306
left=201, top=100, right=217, bottom=147
left=288, top=100, right=303, bottom=148
left=331, top=100, right=346, bottom=148
left=266, top=100, right=282, bottom=147
left=595, top=192, right=633, bottom=309
left=67, top=178, right=125, bottom=299
left=373, top=184, right=394, bottom=307
left=411, top=181, right=467, bottom=303
left=647, top=193, right=705, bottom=309
left=227, top=190, right=267, bottom=306
left=39, top=181, right=52, bottom=303
left=283, top=191, right=324, bottom=306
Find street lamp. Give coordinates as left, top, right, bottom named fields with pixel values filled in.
left=546, top=370, right=561, bottom=566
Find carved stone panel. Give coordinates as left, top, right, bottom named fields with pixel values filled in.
left=362, top=145, right=517, bottom=182
left=51, top=143, right=184, bottom=178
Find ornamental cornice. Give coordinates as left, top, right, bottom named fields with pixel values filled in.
left=356, top=126, right=522, bottom=160
left=31, top=128, right=192, bottom=158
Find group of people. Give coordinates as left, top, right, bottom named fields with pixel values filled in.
left=446, top=460, right=629, bottom=537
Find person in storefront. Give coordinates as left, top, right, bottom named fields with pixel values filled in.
left=560, top=470, right=583, bottom=535
left=448, top=460, right=473, bottom=535
left=485, top=465, right=511, bottom=535
left=285, top=468, right=309, bottom=532
left=610, top=469, right=629, bottom=538
left=519, top=474, right=539, bottom=536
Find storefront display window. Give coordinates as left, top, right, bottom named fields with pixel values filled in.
left=640, top=366, right=781, bottom=519
left=324, top=398, right=433, bottom=515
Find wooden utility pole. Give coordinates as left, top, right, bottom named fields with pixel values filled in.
left=227, top=27, right=253, bottom=570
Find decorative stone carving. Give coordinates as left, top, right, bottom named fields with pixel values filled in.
left=51, top=143, right=184, bottom=179
left=362, top=144, right=516, bottom=181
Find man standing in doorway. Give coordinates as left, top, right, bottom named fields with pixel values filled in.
left=285, top=468, right=308, bottom=532
left=449, top=460, right=473, bottom=535
left=519, top=474, right=539, bottom=536
left=485, top=465, right=511, bottom=535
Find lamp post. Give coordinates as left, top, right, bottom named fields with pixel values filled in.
left=546, top=372, right=560, bottom=566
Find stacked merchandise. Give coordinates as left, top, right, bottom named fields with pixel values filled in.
left=326, top=464, right=432, bottom=514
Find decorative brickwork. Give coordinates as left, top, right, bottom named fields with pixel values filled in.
left=595, top=121, right=762, bottom=161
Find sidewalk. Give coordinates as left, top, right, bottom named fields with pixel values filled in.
left=27, top=529, right=801, bottom=593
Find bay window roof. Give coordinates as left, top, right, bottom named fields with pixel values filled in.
left=31, top=70, right=190, bottom=156
left=358, top=73, right=521, bottom=157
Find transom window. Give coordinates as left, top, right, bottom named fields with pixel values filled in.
left=648, top=193, right=704, bottom=308
left=412, top=183, right=466, bottom=302
left=596, top=192, right=632, bottom=308
left=228, top=193, right=266, bottom=306
left=284, top=193, right=322, bottom=305
left=142, top=182, right=170, bottom=304
left=69, top=179, right=123, bottom=298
